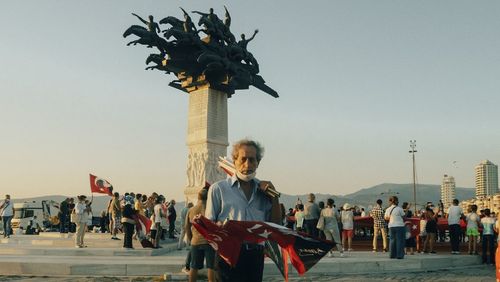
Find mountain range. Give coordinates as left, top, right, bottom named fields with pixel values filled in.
left=279, top=183, right=475, bottom=211
left=13, top=183, right=475, bottom=215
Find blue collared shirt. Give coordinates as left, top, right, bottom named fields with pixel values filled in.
left=206, top=175, right=272, bottom=222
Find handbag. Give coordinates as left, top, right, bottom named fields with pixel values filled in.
left=70, top=209, right=76, bottom=223
left=316, top=216, right=325, bottom=230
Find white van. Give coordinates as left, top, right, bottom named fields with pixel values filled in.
left=11, top=201, right=59, bottom=232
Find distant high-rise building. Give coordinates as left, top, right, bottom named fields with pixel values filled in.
left=441, top=174, right=456, bottom=210
left=475, top=160, right=499, bottom=198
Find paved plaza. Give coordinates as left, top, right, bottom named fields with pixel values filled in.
left=0, top=233, right=496, bottom=281
left=0, top=265, right=495, bottom=282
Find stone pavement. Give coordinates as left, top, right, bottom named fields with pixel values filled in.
left=0, top=265, right=496, bottom=282
left=0, top=233, right=496, bottom=281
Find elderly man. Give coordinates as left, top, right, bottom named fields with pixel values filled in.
left=206, top=138, right=281, bottom=282
left=304, top=193, right=320, bottom=237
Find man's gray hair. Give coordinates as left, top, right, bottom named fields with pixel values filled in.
left=232, top=138, right=264, bottom=162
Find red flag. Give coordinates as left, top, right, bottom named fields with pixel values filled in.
left=192, top=215, right=334, bottom=278
left=89, top=174, right=113, bottom=196
left=496, top=244, right=500, bottom=281
left=134, top=213, right=152, bottom=234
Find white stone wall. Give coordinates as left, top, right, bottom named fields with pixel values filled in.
left=184, top=87, right=229, bottom=205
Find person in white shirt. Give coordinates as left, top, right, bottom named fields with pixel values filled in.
left=481, top=209, right=496, bottom=264
left=384, top=196, right=406, bottom=259
left=0, top=195, right=14, bottom=238
left=152, top=196, right=165, bottom=248
left=341, top=203, right=354, bottom=252
left=74, top=195, right=89, bottom=248
left=446, top=199, right=463, bottom=254
left=295, top=204, right=305, bottom=232
left=465, top=205, right=480, bottom=255
left=360, top=208, right=367, bottom=217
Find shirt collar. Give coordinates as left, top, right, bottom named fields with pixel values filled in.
left=229, top=174, right=260, bottom=188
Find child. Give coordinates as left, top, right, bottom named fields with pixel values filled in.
left=480, top=209, right=496, bottom=264
left=404, top=221, right=416, bottom=255
left=295, top=204, right=305, bottom=232
left=466, top=205, right=480, bottom=255
left=417, top=212, right=427, bottom=253
left=422, top=209, right=437, bottom=254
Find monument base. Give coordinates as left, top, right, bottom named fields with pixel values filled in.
left=183, top=87, right=229, bottom=205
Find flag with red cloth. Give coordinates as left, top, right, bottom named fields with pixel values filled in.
left=404, top=217, right=421, bottom=238
left=134, top=213, right=152, bottom=234
left=192, top=215, right=334, bottom=280
left=89, top=174, right=113, bottom=196
left=496, top=245, right=500, bottom=281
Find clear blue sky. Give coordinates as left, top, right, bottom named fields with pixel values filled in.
left=1, top=1, right=499, bottom=200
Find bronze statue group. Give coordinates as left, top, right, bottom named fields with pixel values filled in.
left=124, top=7, right=278, bottom=98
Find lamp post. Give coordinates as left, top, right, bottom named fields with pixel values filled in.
left=409, top=140, right=417, bottom=214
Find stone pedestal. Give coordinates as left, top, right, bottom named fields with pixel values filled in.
left=184, top=87, right=229, bottom=205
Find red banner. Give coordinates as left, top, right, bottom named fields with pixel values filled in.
left=192, top=215, right=334, bottom=278
left=89, top=174, right=113, bottom=196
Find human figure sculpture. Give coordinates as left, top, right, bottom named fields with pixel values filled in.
left=180, top=7, right=197, bottom=34
left=238, top=29, right=258, bottom=52
left=192, top=8, right=221, bottom=25
left=223, top=6, right=231, bottom=28
left=125, top=6, right=278, bottom=98
left=222, top=6, right=236, bottom=43
left=125, top=14, right=172, bottom=53
left=132, top=13, right=160, bottom=34
left=187, top=154, right=194, bottom=186
left=193, top=8, right=230, bottom=45
left=237, top=30, right=259, bottom=72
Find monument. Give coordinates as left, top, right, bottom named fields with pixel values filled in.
left=124, top=6, right=278, bottom=204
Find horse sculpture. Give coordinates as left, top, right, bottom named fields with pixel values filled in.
left=123, top=25, right=173, bottom=53
left=125, top=8, right=278, bottom=98
left=145, top=54, right=170, bottom=73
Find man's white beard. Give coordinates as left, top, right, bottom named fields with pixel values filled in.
left=236, top=170, right=256, bottom=182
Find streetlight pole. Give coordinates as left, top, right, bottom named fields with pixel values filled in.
left=409, top=140, right=417, bottom=214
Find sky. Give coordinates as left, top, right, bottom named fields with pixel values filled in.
left=1, top=1, right=499, bottom=200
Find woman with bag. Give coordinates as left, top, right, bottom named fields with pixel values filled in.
left=319, top=198, right=344, bottom=257
left=384, top=196, right=406, bottom=259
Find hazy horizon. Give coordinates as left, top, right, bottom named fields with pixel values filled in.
left=1, top=1, right=499, bottom=200
left=9, top=181, right=476, bottom=201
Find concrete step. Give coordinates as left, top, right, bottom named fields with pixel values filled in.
left=0, top=246, right=175, bottom=256
left=0, top=250, right=484, bottom=277
left=301, top=251, right=483, bottom=275
left=1, top=234, right=178, bottom=248
left=38, top=232, right=119, bottom=239
left=0, top=254, right=187, bottom=276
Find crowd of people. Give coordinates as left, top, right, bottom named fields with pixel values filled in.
left=284, top=194, right=499, bottom=265
left=2, top=137, right=499, bottom=281
left=56, top=192, right=178, bottom=249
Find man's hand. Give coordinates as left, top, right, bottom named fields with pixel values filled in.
left=259, top=181, right=280, bottom=198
